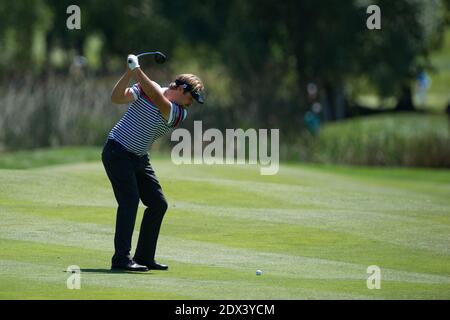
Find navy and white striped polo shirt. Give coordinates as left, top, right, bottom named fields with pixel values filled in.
left=108, top=82, right=187, bottom=156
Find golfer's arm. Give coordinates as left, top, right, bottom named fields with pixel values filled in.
left=111, top=70, right=135, bottom=104
left=133, top=68, right=171, bottom=120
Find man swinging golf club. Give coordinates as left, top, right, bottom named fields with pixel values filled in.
left=102, top=53, right=204, bottom=271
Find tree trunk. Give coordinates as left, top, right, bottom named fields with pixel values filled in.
left=323, top=83, right=336, bottom=121
left=395, top=84, right=415, bottom=111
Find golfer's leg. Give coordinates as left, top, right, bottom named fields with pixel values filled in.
left=102, top=141, right=140, bottom=265
left=134, top=162, right=168, bottom=263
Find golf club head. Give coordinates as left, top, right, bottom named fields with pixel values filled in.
left=136, top=51, right=167, bottom=64
left=154, top=52, right=167, bottom=64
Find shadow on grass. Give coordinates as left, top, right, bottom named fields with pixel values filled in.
left=63, top=268, right=152, bottom=275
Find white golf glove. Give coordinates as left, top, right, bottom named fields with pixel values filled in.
left=127, top=54, right=140, bottom=70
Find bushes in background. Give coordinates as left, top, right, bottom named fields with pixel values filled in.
left=0, top=77, right=124, bottom=151
left=1, top=77, right=449, bottom=168
left=298, top=114, right=450, bottom=167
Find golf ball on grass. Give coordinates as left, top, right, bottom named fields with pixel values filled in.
left=256, top=270, right=263, bottom=276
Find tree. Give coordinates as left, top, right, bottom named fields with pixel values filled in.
left=165, top=0, right=447, bottom=124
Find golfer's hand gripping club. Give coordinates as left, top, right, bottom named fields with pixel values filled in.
left=127, top=54, right=140, bottom=70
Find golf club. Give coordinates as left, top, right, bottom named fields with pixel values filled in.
left=136, top=51, right=167, bottom=64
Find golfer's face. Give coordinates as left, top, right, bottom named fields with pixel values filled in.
left=179, top=89, right=194, bottom=108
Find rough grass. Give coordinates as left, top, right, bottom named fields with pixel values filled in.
left=0, top=148, right=449, bottom=299
left=301, top=113, right=450, bottom=167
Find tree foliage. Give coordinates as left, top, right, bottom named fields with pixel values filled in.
left=0, top=0, right=448, bottom=131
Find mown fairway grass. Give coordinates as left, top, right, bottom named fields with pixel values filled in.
left=0, top=148, right=449, bottom=299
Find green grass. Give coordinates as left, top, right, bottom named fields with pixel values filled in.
left=0, top=147, right=449, bottom=299
left=0, top=146, right=101, bottom=169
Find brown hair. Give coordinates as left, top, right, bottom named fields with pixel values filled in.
left=169, top=74, right=204, bottom=92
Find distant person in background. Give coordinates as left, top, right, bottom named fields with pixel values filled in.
left=69, top=56, right=88, bottom=79
left=304, top=102, right=322, bottom=136
left=415, top=70, right=431, bottom=107
left=304, top=83, right=322, bottom=135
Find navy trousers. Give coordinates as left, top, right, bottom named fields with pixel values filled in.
left=102, top=139, right=168, bottom=266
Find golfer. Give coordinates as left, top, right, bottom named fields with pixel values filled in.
left=102, top=54, right=204, bottom=271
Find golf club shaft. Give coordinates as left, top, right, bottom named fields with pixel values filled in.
left=137, top=51, right=163, bottom=58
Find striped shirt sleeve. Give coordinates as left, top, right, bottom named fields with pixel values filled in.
left=130, top=83, right=141, bottom=101
left=167, top=103, right=187, bottom=128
